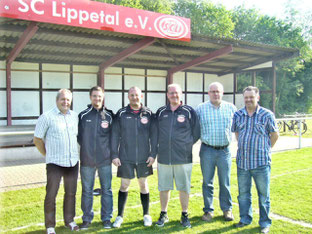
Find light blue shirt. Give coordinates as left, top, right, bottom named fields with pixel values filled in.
left=196, top=100, right=237, bottom=146
left=34, top=106, right=79, bottom=167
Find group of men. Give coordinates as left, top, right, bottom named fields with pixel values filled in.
left=34, top=82, right=278, bottom=234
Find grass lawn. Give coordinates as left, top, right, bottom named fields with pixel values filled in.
left=278, top=119, right=312, bottom=138
left=1, top=148, right=312, bottom=233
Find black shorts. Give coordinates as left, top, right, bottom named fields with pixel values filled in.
left=117, top=162, right=153, bottom=179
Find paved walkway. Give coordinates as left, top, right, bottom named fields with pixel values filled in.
left=0, top=136, right=311, bottom=192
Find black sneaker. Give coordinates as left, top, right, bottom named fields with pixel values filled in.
left=155, top=212, right=169, bottom=227
left=103, top=220, right=112, bottom=229
left=80, top=221, right=91, bottom=230
left=180, top=215, right=191, bottom=228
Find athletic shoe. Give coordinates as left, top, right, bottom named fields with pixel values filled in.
left=223, top=210, right=234, bottom=221
left=143, top=214, right=152, bottom=226
left=103, top=220, right=112, bottom=229
left=46, top=227, right=56, bottom=234
left=261, top=227, right=270, bottom=233
left=79, top=221, right=91, bottom=230
left=202, top=212, right=213, bottom=221
left=65, top=221, right=79, bottom=231
left=180, top=214, right=191, bottom=228
left=155, top=212, right=169, bottom=227
left=112, top=216, right=123, bottom=228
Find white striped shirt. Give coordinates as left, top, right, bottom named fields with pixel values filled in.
left=196, top=100, right=237, bottom=146
left=34, top=107, right=79, bottom=167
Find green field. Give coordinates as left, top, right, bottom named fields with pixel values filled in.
left=1, top=148, right=312, bottom=233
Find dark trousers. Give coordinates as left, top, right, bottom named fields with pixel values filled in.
left=45, top=163, right=79, bottom=228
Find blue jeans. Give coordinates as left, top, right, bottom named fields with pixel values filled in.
left=200, top=143, right=232, bottom=213
left=80, top=165, right=113, bottom=222
left=237, top=165, right=271, bottom=228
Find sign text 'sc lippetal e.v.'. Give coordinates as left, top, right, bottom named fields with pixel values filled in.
left=0, top=0, right=191, bottom=42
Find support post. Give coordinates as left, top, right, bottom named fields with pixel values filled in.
left=272, top=62, right=276, bottom=113
left=233, top=73, right=237, bottom=105
left=6, top=63, right=12, bottom=126
left=252, top=71, right=256, bottom=86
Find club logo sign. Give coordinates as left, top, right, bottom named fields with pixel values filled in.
left=177, top=115, right=185, bottom=123
left=141, top=116, right=148, bottom=124
left=101, top=121, right=109, bottom=129
left=154, top=15, right=189, bottom=40
left=0, top=0, right=191, bottom=42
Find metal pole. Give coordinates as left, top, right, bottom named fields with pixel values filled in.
left=299, top=119, right=302, bottom=149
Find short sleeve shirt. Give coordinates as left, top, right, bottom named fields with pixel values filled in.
left=231, top=106, right=278, bottom=170
left=196, top=101, right=237, bottom=146
left=34, top=107, right=79, bottom=167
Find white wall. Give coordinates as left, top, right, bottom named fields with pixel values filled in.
left=147, top=93, right=166, bottom=112
left=1, top=60, right=243, bottom=125
left=105, top=67, right=122, bottom=90
left=147, top=69, right=166, bottom=91
left=73, top=92, right=90, bottom=113
left=73, top=65, right=97, bottom=89
left=0, top=61, right=6, bottom=88
left=42, top=64, right=70, bottom=89
left=187, top=72, right=202, bottom=92
left=105, top=92, right=122, bottom=113
left=11, top=62, right=39, bottom=88
left=173, top=72, right=185, bottom=91
left=124, top=68, right=145, bottom=90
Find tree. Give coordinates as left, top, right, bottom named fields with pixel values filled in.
left=93, top=0, right=174, bottom=14
left=231, top=5, right=312, bottom=114
left=173, top=0, right=234, bottom=37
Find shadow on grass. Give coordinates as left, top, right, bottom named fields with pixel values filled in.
left=190, top=215, right=260, bottom=234
left=25, top=216, right=260, bottom=233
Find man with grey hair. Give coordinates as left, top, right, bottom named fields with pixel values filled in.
left=196, top=82, right=237, bottom=222
left=34, top=89, right=79, bottom=234
left=155, top=83, right=200, bottom=228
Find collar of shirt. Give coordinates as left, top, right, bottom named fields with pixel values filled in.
left=242, top=105, right=260, bottom=116
left=208, top=100, right=224, bottom=109
left=53, top=106, right=71, bottom=115
left=165, top=102, right=183, bottom=112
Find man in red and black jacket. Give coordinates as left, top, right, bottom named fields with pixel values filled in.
left=111, top=86, right=157, bottom=228
left=155, top=83, right=200, bottom=228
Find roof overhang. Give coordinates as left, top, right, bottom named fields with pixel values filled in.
left=0, top=18, right=299, bottom=76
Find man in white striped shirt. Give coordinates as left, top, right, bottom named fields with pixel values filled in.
left=196, top=82, right=237, bottom=222
left=34, top=89, right=79, bottom=234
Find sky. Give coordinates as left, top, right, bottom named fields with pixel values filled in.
left=210, top=0, right=312, bottom=20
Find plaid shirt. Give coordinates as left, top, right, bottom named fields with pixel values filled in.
left=34, top=107, right=79, bottom=167
left=196, top=101, right=237, bottom=146
left=231, top=105, right=278, bottom=170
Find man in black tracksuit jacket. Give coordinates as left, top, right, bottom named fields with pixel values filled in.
left=155, top=83, right=200, bottom=228
left=111, top=86, right=157, bottom=228
left=78, top=86, right=114, bottom=230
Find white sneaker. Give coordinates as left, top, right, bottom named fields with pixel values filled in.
left=143, top=214, right=152, bottom=226
left=46, top=227, right=56, bottom=234
left=113, top=216, right=123, bottom=228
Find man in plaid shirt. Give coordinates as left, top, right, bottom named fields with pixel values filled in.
left=196, top=82, right=237, bottom=222
left=232, top=86, right=279, bottom=234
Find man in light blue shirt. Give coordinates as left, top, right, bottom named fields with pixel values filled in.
left=34, top=89, right=79, bottom=234
left=196, top=82, right=236, bottom=222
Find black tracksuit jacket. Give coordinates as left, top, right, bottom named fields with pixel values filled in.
left=78, top=105, right=113, bottom=167
left=156, top=104, right=200, bottom=165
left=111, top=105, right=157, bottom=164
